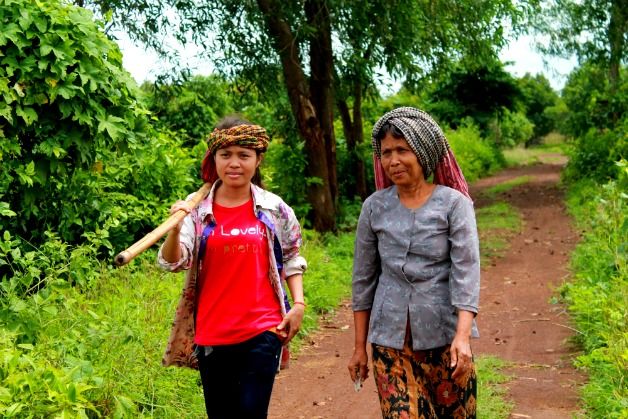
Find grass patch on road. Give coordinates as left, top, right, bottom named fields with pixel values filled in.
left=476, top=356, right=514, bottom=418
left=475, top=202, right=523, bottom=263
left=481, top=176, right=532, bottom=198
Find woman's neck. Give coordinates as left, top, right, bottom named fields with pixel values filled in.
left=214, top=182, right=253, bottom=207
left=396, top=180, right=435, bottom=209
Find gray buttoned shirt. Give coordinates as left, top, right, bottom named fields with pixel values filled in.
left=352, top=185, right=480, bottom=351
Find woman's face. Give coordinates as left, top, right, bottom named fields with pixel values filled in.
left=380, top=133, right=424, bottom=186
left=214, top=145, right=261, bottom=188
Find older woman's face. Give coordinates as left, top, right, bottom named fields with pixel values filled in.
left=380, top=133, right=425, bottom=186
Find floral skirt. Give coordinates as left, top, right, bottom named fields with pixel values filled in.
left=372, top=342, right=477, bottom=419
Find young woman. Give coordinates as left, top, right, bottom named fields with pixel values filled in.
left=348, top=107, right=480, bottom=418
left=158, top=116, right=307, bottom=419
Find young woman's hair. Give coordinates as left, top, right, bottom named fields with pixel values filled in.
left=215, top=115, right=253, bottom=130
left=211, top=115, right=264, bottom=187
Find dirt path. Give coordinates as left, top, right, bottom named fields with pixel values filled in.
left=268, top=160, right=585, bottom=419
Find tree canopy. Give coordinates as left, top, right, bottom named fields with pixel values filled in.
left=535, top=0, right=627, bottom=89
left=79, top=0, right=533, bottom=231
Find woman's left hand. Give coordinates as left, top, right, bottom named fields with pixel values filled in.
left=449, top=334, right=473, bottom=383
left=276, top=304, right=305, bottom=343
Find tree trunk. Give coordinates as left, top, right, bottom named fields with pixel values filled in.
left=305, top=0, right=338, bottom=207
left=607, top=0, right=627, bottom=92
left=350, top=82, right=368, bottom=199
left=257, top=0, right=336, bottom=231
left=337, top=96, right=368, bottom=200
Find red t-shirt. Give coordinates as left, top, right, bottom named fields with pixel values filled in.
left=195, top=198, right=282, bottom=345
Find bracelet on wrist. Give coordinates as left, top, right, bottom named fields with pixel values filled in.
left=293, top=301, right=306, bottom=309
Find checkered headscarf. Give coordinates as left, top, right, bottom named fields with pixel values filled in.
left=371, top=107, right=470, bottom=198
left=207, top=124, right=270, bottom=155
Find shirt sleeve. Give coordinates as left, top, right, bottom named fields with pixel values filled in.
left=448, top=195, right=481, bottom=313
left=352, top=198, right=380, bottom=311
left=157, top=212, right=195, bottom=272
left=278, top=202, right=307, bottom=277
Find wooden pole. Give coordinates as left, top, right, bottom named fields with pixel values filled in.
left=113, top=182, right=212, bottom=267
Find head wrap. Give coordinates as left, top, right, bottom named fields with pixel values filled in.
left=201, top=124, right=270, bottom=183
left=371, top=107, right=470, bottom=198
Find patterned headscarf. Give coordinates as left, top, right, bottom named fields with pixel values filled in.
left=371, top=107, right=470, bottom=198
left=201, top=124, right=270, bottom=183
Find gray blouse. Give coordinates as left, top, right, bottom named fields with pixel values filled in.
left=352, top=185, right=480, bottom=351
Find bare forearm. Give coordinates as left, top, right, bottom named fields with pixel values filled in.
left=455, top=309, right=474, bottom=339
left=353, top=309, right=371, bottom=349
left=161, top=230, right=182, bottom=263
left=285, top=274, right=304, bottom=303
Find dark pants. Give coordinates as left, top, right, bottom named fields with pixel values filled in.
left=196, top=331, right=282, bottom=419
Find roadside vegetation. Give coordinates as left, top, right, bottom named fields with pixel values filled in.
left=562, top=162, right=627, bottom=417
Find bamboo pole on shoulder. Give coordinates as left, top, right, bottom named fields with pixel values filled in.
left=113, top=182, right=212, bottom=267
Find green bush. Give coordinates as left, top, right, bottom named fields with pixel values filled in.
left=445, top=121, right=504, bottom=182
left=563, top=160, right=628, bottom=417
left=489, top=109, right=535, bottom=148
left=0, top=0, right=148, bottom=239
left=0, top=0, right=202, bottom=264
left=563, top=120, right=627, bottom=183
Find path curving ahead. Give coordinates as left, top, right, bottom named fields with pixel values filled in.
left=269, top=160, right=584, bottom=419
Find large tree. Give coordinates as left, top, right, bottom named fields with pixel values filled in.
left=426, top=59, right=523, bottom=134
left=333, top=1, right=529, bottom=200
left=78, top=0, right=532, bottom=231
left=535, top=0, right=627, bottom=91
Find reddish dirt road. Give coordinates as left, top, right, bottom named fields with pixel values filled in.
left=268, top=160, right=585, bottom=419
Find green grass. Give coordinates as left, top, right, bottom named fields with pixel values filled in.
left=476, top=356, right=514, bottom=419
left=482, top=176, right=532, bottom=198
left=290, top=230, right=354, bottom=350
left=503, top=134, right=571, bottom=167
left=475, top=202, right=523, bottom=263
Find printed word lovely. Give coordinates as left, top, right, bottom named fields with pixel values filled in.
left=210, top=224, right=266, bottom=237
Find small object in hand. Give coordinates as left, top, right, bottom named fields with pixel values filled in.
left=354, top=371, right=363, bottom=392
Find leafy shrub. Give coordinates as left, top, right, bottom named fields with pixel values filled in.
left=0, top=0, right=202, bottom=265
left=563, top=120, right=627, bottom=183
left=563, top=161, right=628, bottom=417
left=517, top=73, right=559, bottom=145
left=488, top=109, right=535, bottom=148
left=0, top=0, right=151, bottom=240
left=445, top=121, right=504, bottom=182
left=561, top=63, right=626, bottom=138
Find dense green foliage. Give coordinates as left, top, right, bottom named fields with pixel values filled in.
left=445, top=123, right=504, bottom=181
left=517, top=74, right=559, bottom=144
left=0, top=0, right=195, bottom=243
left=141, top=75, right=234, bottom=147
left=535, top=0, right=626, bottom=90
left=426, top=60, right=523, bottom=134
left=0, top=0, right=199, bottom=278
left=563, top=161, right=628, bottom=417
left=562, top=64, right=627, bottom=184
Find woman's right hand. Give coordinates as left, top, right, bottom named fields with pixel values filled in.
left=170, top=200, right=191, bottom=232
left=348, top=347, right=369, bottom=383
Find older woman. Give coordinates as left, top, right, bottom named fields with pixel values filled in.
left=348, top=107, right=480, bottom=418
left=159, top=116, right=307, bottom=419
